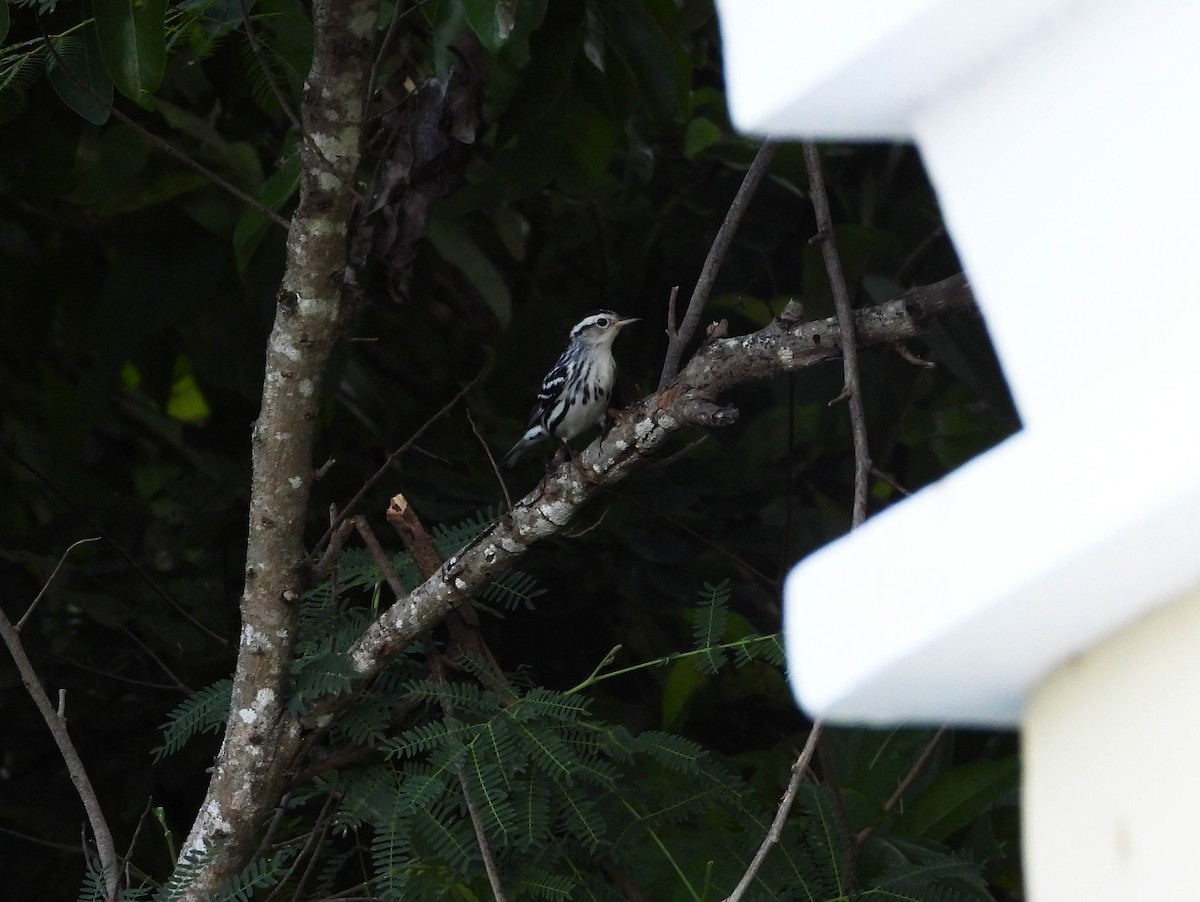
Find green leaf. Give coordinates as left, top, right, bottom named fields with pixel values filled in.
left=48, top=29, right=113, bottom=125
left=660, top=657, right=709, bottom=731
left=893, top=757, right=1019, bottom=843
left=233, top=144, right=300, bottom=270
left=166, top=355, right=211, bottom=423
left=683, top=116, right=722, bottom=158
left=428, top=208, right=512, bottom=326
left=461, top=0, right=516, bottom=50
left=589, top=0, right=681, bottom=123
left=93, top=0, right=167, bottom=108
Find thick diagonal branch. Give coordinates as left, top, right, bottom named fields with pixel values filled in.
left=0, top=606, right=119, bottom=901
left=302, top=274, right=974, bottom=717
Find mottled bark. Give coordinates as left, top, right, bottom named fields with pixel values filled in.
left=174, top=0, right=379, bottom=895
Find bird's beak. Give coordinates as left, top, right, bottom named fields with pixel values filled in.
left=616, top=317, right=640, bottom=329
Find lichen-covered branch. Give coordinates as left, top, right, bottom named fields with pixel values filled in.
left=303, top=273, right=976, bottom=718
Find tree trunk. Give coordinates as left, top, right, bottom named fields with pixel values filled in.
left=174, top=0, right=378, bottom=895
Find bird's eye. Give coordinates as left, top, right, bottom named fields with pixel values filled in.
left=596, top=317, right=610, bottom=327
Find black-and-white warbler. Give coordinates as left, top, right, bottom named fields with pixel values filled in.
left=501, top=310, right=639, bottom=465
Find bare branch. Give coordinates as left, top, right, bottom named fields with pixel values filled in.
left=729, top=150, right=883, bottom=895
left=352, top=516, right=409, bottom=600
left=803, top=143, right=871, bottom=527
left=0, top=604, right=119, bottom=901
left=723, top=722, right=822, bottom=902
left=856, top=726, right=948, bottom=845
left=385, top=494, right=511, bottom=695
left=664, top=284, right=680, bottom=338
left=237, top=0, right=302, bottom=132
left=467, top=407, right=513, bottom=510
left=0, top=439, right=227, bottom=646
left=657, top=140, right=779, bottom=388
left=314, top=515, right=357, bottom=581
left=17, top=536, right=101, bottom=630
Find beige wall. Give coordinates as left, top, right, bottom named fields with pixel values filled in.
left=1024, top=583, right=1200, bottom=900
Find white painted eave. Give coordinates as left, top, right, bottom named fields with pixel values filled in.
left=716, top=0, right=1200, bottom=726
left=784, top=419, right=1200, bottom=727
left=715, top=0, right=1080, bottom=139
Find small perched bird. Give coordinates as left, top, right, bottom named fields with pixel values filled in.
left=501, top=310, right=639, bottom=466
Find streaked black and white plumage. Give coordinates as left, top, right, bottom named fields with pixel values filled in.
left=501, top=310, right=638, bottom=465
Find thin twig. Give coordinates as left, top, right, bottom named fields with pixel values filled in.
left=257, top=791, right=339, bottom=902
left=856, top=727, right=948, bottom=845
left=364, top=0, right=423, bottom=113
left=0, top=438, right=228, bottom=646
left=122, top=799, right=156, bottom=890
left=17, top=536, right=101, bottom=630
left=312, top=374, right=480, bottom=556
left=894, top=342, right=936, bottom=368
left=870, top=466, right=913, bottom=498
left=20, top=644, right=179, bottom=691
left=314, top=516, right=357, bottom=581
left=664, top=284, right=680, bottom=338
left=0, top=823, right=87, bottom=853
left=724, top=722, right=822, bottom=902
left=459, top=765, right=507, bottom=902
left=657, top=139, right=779, bottom=388
left=0, top=604, right=120, bottom=901
left=287, top=797, right=340, bottom=902
left=114, top=621, right=192, bottom=694
left=351, top=517, right=408, bottom=601
left=732, top=149, right=875, bottom=897
left=237, top=0, right=302, bottom=131
left=609, top=490, right=777, bottom=591
left=803, top=143, right=871, bottom=527
left=424, top=640, right=507, bottom=901
left=466, top=407, right=512, bottom=510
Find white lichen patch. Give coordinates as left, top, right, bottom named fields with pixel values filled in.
left=256, top=688, right=276, bottom=707
left=298, top=379, right=315, bottom=398
left=237, top=707, right=258, bottom=725
left=269, top=331, right=300, bottom=361
left=779, top=346, right=794, bottom=363
left=289, top=476, right=303, bottom=490
left=204, top=800, right=232, bottom=834
left=634, top=418, right=656, bottom=441
left=316, top=170, right=342, bottom=193
left=454, top=578, right=467, bottom=591
left=274, top=431, right=292, bottom=442
left=540, top=499, right=573, bottom=525
left=483, top=544, right=497, bottom=563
